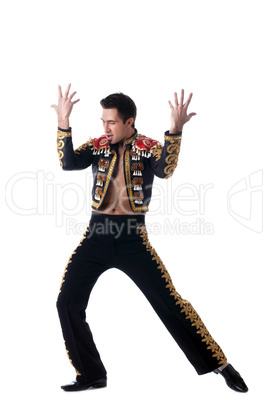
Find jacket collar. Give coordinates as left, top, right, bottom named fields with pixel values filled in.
left=109, top=129, right=138, bottom=151
left=125, top=129, right=138, bottom=145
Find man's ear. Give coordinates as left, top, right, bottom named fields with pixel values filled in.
left=126, top=117, right=134, bottom=128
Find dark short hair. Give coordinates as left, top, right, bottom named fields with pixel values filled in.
left=100, top=92, right=137, bottom=128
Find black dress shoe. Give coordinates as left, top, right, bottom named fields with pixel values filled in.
left=214, top=364, right=248, bottom=392
left=61, top=378, right=107, bottom=392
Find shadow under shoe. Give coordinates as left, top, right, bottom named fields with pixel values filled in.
left=214, top=364, right=248, bottom=393
left=61, top=377, right=107, bottom=392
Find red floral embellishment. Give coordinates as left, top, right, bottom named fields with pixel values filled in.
left=97, top=173, right=106, bottom=187
left=133, top=191, right=144, bottom=205
left=132, top=177, right=143, bottom=190
left=131, top=162, right=144, bottom=176
left=93, top=136, right=109, bottom=149
left=94, top=187, right=103, bottom=201
left=98, top=158, right=109, bottom=172
left=131, top=162, right=144, bottom=171
left=135, top=135, right=158, bottom=151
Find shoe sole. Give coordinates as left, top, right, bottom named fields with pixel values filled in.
left=61, top=379, right=107, bottom=391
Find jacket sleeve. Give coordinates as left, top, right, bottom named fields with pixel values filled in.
left=149, top=131, right=182, bottom=179
left=56, top=127, right=94, bottom=170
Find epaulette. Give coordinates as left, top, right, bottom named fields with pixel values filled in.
left=91, top=135, right=111, bottom=157
left=89, top=133, right=162, bottom=159
left=131, top=134, right=161, bottom=160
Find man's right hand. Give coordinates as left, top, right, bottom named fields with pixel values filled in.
left=51, top=83, right=80, bottom=129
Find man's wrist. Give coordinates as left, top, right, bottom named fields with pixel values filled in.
left=167, top=129, right=183, bottom=135
left=169, top=126, right=183, bottom=134
left=58, top=119, right=70, bottom=130
left=58, top=126, right=72, bottom=132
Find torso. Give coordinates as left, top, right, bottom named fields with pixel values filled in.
left=92, top=143, right=146, bottom=216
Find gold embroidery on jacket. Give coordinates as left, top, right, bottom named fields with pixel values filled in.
left=164, top=136, right=182, bottom=179
left=137, top=225, right=227, bottom=365
left=57, top=130, right=72, bottom=139
left=74, top=139, right=93, bottom=154
left=91, top=151, right=117, bottom=209
left=164, top=134, right=181, bottom=143
left=151, top=143, right=163, bottom=161
left=57, top=130, right=72, bottom=167
left=124, top=146, right=149, bottom=212
left=125, top=131, right=138, bottom=145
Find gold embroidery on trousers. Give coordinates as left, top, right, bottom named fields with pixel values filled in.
left=137, top=225, right=227, bottom=365
left=64, top=340, right=81, bottom=377
left=57, top=225, right=90, bottom=299
left=58, top=225, right=90, bottom=377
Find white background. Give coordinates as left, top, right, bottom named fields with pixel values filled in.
left=1, top=0, right=267, bottom=401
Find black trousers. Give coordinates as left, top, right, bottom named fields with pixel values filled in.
left=56, top=212, right=227, bottom=383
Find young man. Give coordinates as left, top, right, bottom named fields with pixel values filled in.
left=51, top=84, right=248, bottom=393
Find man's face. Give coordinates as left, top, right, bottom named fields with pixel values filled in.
left=101, top=108, right=133, bottom=145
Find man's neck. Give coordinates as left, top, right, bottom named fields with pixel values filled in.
left=118, top=128, right=136, bottom=148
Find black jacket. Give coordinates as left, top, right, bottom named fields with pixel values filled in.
left=57, top=127, right=182, bottom=213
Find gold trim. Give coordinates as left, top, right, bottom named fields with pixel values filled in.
left=57, top=130, right=72, bottom=167
left=164, top=137, right=181, bottom=179
left=125, top=130, right=138, bottom=145
left=130, top=134, right=159, bottom=158
left=64, top=340, right=81, bottom=377
left=137, top=225, right=227, bottom=366
left=74, top=139, right=93, bottom=154
left=124, top=146, right=149, bottom=212
left=57, top=129, right=72, bottom=139
left=91, top=150, right=117, bottom=208
left=151, top=143, right=163, bottom=161
left=58, top=225, right=91, bottom=377
left=164, top=134, right=182, bottom=142
left=57, top=225, right=90, bottom=299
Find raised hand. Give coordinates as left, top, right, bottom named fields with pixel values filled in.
left=168, top=89, right=196, bottom=133
left=51, top=83, right=80, bottom=129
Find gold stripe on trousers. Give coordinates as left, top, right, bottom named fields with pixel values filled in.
left=57, top=224, right=91, bottom=377
left=137, top=225, right=227, bottom=365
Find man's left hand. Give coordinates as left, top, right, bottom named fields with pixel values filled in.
left=168, top=89, right=196, bottom=133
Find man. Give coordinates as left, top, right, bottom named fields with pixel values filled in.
left=51, top=84, right=248, bottom=393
